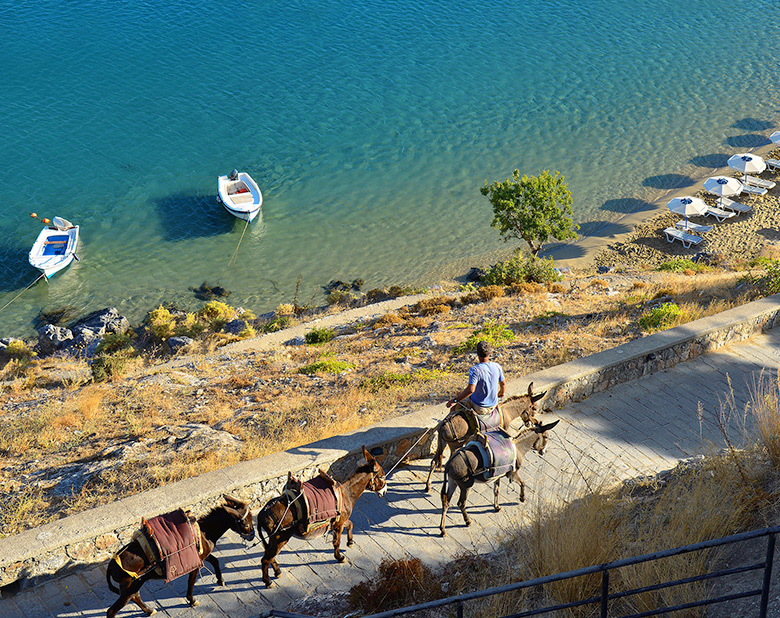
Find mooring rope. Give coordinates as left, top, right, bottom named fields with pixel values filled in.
left=227, top=219, right=250, bottom=268
left=0, top=273, right=45, bottom=315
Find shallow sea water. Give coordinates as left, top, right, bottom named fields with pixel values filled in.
left=1, top=0, right=780, bottom=335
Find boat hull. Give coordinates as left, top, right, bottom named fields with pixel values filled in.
left=217, top=172, right=262, bottom=222
left=28, top=224, right=79, bottom=279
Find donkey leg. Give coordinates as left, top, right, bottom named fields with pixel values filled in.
left=345, top=519, right=355, bottom=547
left=207, top=554, right=224, bottom=586
left=425, top=437, right=445, bottom=492
left=131, top=591, right=157, bottom=616
left=439, top=477, right=457, bottom=537
left=332, top=522, right=346, bottom=562
left=186, top=570, right=200, bottom=606
left=457, top=486, right=472, bottom=527
left=510, top=470, right=525, bottom=502
left=493, top=478, right=502, bottom=512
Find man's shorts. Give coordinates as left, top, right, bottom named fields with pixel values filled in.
left=466, top=399, right=496, bottom=415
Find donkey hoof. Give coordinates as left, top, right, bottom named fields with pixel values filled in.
left=336, top=554, right=346, bottom=563
left=146, top=610, right=157, bottom=617
left=494, top=505, right=501, bottom=512
left=440, top=530, right=447, bottom=537
left=189, top=600, right=199, bottom=607
left=264, top=580, right=274, bottom=588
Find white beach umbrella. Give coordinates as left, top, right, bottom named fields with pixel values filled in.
left=770, top=130, right=780, bottom=144
left=703, top=175, right=743, bottom=206
left=727, top=153, right=766, bottom=183
left=666, top=196, right=707, bottom=230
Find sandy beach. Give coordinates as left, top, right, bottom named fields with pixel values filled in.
left=540, top=145, right=780, bottom=271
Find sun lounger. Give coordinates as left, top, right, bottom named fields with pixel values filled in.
left=745, top=175, right=776, bottom=189
left=664, top=227, right=703, bottom=248
left=740, top=184, right=767, bottom=196
left=766, top=159, right=780, bottom=172
left=675, top=220, right=712, bottom=234
left=702, top=205, right=736, bottom=222
left=719, top=197, right=752, bottom=214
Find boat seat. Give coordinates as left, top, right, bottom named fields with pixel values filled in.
left=230, top=193, right=255, bottom=204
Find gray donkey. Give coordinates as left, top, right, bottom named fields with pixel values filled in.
left=439, top=418, right=559, bottom=537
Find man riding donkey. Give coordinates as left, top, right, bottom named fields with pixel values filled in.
left=427, top=339, right=545, bottom=491
left=447, top=340, right=505, bottom=430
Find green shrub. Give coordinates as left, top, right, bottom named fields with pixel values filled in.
left=4, top=340, right=34, bottom=359
left=91, top=351, right=130, bottom=382
left=299, top=359, right=356, bottom=375
left=95, top=332, right=133, bottom=356
left=362, top=368, right=448, bottom=392
left=146, top=306, right=176, bottom=340
left=482, top=250, right=561, bottom=285
left=174, top=312, right=207, bottom=338
left=197, top=301, right=236, bottom=330
left=305, top=327, right=335, bottom=345
left=748, top=259, right=780, bottom=295
left=263, top=315, right=291, bottom=333
left=638, top=302, right=682, bottom=331
left=454, top=320, right=515, bottom=354
left=658, top=258, right=705, bottom=272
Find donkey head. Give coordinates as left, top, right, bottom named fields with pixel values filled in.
left=510, top=382, right=548, bottom=427
left=531, top=419, right=560, bottom=456
left=222, top=494, right=255, bottom=541
left=362, top=445, right=387, bottom=498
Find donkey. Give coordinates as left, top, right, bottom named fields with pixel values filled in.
left=439, top=419, right=559, bottom=537
left=257, top=445, right=387, bottom=587
left=425, top=382, right=546, bottom=492
left=106, top=495, right=254, bottom=617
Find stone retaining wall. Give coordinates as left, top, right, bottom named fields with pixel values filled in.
left=2, top=293, right=779, bottom=593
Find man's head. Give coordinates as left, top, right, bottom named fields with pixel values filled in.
left=477, top=340, right=491, bottom=360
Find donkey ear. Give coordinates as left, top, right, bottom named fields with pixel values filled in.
left=223, top=494, right=245, bottom=508
left=539, top=419, right=560, bottom=432
left=527, top=382, right=534, bottom=397
left=362, top=445, right=373, bottom=463
left=223, top=505, right=241, bottom=519
left=531, top=390, right=547, bottom=403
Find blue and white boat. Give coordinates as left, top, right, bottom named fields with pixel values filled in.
left=28, top=216, right=79, bottom=278
left=217, top=170, right=262, bottom=222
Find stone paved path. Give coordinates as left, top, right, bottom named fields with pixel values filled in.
left=3, top=328, right=780, bottom=618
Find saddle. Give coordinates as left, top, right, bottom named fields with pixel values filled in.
left=447, top=405, right=502, bottom=440
left=284, top=469, right=341, bottom=537
left=119, top=509, right=203, bottom=582
left=466, top=430, right=517, bottom=482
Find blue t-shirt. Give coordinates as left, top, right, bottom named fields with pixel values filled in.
left=468, top=361, right=505, bottom=408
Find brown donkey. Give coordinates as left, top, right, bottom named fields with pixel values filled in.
left=439, top=419, right=559, bottom=537
left=257, top=445, right=387, bottom=587
left=425, top=382, right=546, bottom=492
left=106, top=495, right=254, bottom=617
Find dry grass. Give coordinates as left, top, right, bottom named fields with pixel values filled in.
left=0, top=267, right=772, bottom=537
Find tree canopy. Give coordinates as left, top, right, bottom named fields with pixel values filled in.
left=480, top=169, right=578, bottom=256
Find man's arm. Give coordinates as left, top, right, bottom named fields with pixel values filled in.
left=498, top=379, right=506, bottom=399
left=447, top=384, right=475, bottom=408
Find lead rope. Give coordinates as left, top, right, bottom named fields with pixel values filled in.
left=0, top=274, right=45, bottom=314
left=227, top=219, right=250, bottom=268
left=384, top=400, right=475, bottom=477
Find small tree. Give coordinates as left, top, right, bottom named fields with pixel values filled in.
left=481, top=169, right=578, bottom=256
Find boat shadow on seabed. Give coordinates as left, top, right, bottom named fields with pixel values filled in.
left=154, top=192, right=235, bottom=242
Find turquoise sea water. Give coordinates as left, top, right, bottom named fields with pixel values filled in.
left=1, top=0, right=780, bottom=336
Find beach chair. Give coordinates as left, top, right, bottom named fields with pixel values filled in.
left=740, top=184, right=767, bottom=196
left=664, top=227, right=703, bottom=248
left=745, top=175, right=776, bottom=189
left=719, top=197, right=752, bottom=214
left=702, top=205, right=737, bottom=222
left=766, top=159, right=780, bottom=172
left=675, top=220, right=712, bottom=234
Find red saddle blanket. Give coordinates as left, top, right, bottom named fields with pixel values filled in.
left=145, top=509, right=202, bottom=582
left=299, top=475, right=340, bottom=535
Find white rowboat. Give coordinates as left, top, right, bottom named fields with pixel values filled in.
left=28, top=216, right=79, bottom=279
left=217, top=170, right=262, bottom=222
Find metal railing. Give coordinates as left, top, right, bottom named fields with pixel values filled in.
left=262, top=525, right=780, bottom=618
